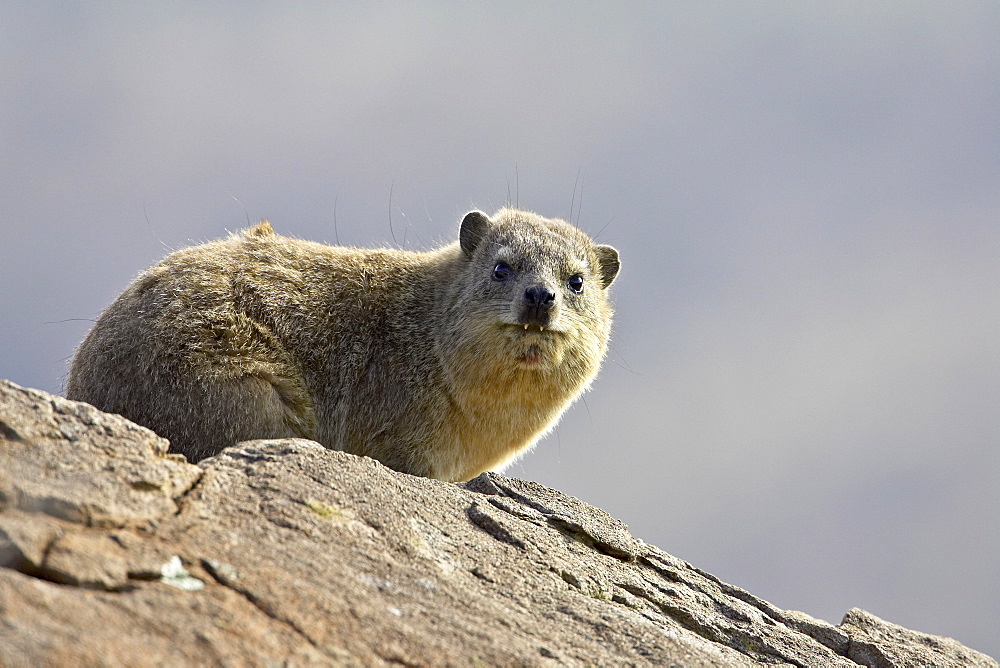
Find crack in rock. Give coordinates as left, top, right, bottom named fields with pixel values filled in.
left=465, top=501, right=526, bottom=549
left=201, top=558, right=324, bottom=652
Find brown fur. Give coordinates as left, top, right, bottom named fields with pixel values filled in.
left=66, top=209, right=620, bottom=481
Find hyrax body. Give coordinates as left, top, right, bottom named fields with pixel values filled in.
left=67, top=209, right=620, bottom=481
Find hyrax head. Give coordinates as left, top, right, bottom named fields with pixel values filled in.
left=455, top=208, right=620, bottom=369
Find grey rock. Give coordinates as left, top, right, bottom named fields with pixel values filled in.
left=841, top=607, right=998, bottom=668
left=0, top=378, right=995, bottom=666
left=0, top=379, right=202, bottom=527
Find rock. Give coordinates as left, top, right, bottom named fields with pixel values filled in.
left=0, top=378, right=995, bottom=666
left=0, top=379, right=201, bottom=527
left=841, top=608, right=998, bottom=668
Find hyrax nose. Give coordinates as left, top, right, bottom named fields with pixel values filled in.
left=521, top=284, right=555, bottom=329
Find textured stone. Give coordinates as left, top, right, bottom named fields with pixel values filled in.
left=0, top=380, right=202, bottom=527
left=0, top=378, right=995, bottom=666
left=841, top=608, right=998, bottom=668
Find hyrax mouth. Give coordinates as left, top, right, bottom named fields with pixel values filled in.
left=499, top=324, right=561, bottom=368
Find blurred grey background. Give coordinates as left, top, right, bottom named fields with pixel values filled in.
left=2, top=2, right=997, bottom=657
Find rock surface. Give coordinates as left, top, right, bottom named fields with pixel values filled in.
left=0, top=378, right=995, bottom=667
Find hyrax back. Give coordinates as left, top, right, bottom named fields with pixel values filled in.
left=66, top=209, right=620, bottom=481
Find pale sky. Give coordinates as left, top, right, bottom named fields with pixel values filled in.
left=2, top=2, right=998, bottom=657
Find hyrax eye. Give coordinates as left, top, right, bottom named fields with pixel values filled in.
left=492, top=261, right=514, bottom=281
left=567, top=274, right=584, bottom=294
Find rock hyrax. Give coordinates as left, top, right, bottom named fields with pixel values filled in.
left=66, top=208, right=620, bottom=481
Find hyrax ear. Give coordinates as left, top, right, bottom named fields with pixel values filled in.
left=459, top=210, right=491, bottom=259
left=593, top=244, right=620, bottom=288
